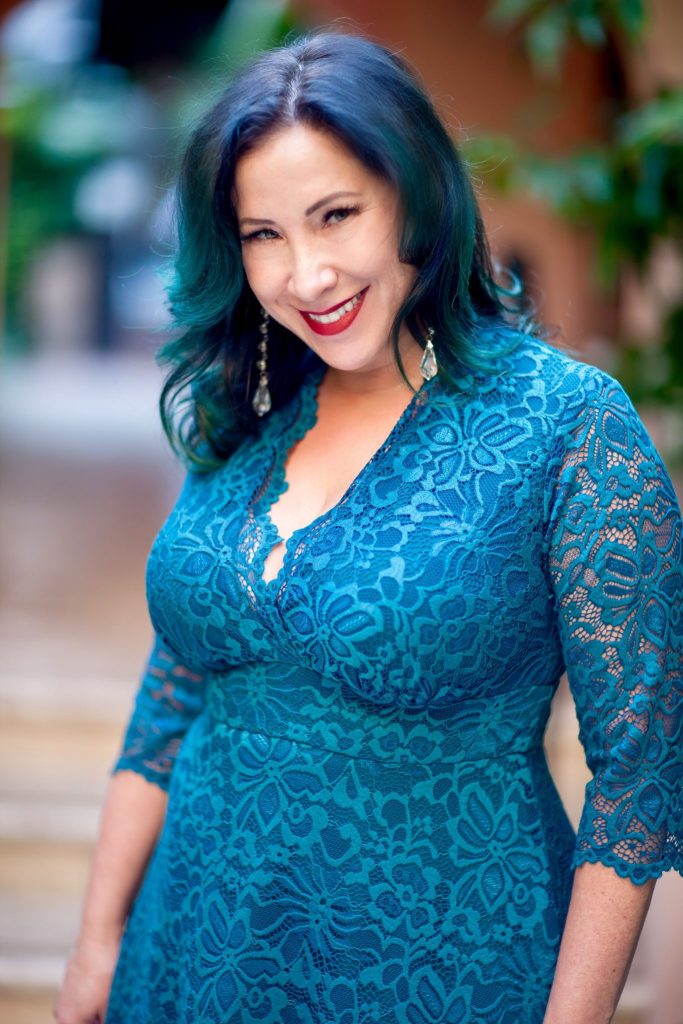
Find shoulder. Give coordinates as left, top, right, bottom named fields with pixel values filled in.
left=510, top=334, right=650, bottom=458
left=457, top=326, right=636, bottom=433
left=429, top=326, right=655, bottom=480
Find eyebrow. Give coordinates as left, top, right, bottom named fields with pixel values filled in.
left=238, top=191, right=362, bottom=227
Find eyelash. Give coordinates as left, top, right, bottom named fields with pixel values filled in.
left=239, top=204, right=361, bottom=244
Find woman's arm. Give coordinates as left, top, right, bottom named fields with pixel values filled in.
left=53, top=770, right=167, bottom=1024
left=543, top=861, right=655, bottom=1024
left=78, top=769, right=168, bottom=942
left=541, top=371, right=683, bottom=1021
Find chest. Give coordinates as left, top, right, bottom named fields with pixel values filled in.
left=264, top=387, right=420, bottom=584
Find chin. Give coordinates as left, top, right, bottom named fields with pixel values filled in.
left=309, top=346, right=389, bottom=374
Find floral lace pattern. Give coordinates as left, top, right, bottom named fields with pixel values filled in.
left=107, top=332, right=682, bottom=1023
left=544, top=374, right=683, bottom=881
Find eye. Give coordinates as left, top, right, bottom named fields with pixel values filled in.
left=239, top=204, right=361, bottom=243
left=239, top=227, right=279, bottom=244
left=323, top=204, right=360, bottom=225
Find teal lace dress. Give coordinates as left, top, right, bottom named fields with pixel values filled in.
left=106, top=332, right=683, bottom=1024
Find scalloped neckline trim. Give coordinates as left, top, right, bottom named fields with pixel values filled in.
left=254, top=364, right=435, bottom=598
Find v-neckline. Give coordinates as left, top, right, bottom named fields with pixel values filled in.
left=252, top=363, right=436, bottom=599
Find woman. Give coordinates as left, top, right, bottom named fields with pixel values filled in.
left=55, top=30, right=682, bottom=1024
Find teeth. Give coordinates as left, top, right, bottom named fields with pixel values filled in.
left=306, top=290, right=364, bottom=324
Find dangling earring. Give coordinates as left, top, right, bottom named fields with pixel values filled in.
left=252, top=308, right=272, bottom=416
left=419, top=326, right=438, bottom=380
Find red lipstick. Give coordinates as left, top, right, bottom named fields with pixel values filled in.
left=299, top=287, right=368, bottom=336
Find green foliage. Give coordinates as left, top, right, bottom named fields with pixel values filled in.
left=615, top=309, right=683, bottom=416
left=466, top=92, right=683, bottom=284
left=482, top=0, right=683, bottom=461
left=487, top=0, right=646, bottom=76
left=170, top=1, right=302, bottom=170
left=3, top=1, right=300, bottom=352
left=4, top=76, right=119, bottom=350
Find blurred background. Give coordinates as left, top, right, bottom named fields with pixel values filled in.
left=0, top=1, right=681, bottom=1022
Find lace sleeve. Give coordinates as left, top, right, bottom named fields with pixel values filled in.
left=112, top=632, right=206, bottom=792
left=543, top=370, right=683, bottom=883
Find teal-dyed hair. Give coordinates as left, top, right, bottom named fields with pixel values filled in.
left=161, top=30, right=534, bottom=469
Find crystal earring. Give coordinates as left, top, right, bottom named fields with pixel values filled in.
left=419, top=326, right=438, bottom=380
left=252, top=308, right=272, bottom=416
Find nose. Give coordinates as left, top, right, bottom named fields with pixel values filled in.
left=287, top=242, right=337, bottom=307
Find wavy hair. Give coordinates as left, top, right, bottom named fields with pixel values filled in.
left=160, top=30, right=534, bottom=469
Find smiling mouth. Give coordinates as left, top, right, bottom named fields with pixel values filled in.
left=299, top=287, right=368, bottom=335
left=303, top=289, right=366, bottom=323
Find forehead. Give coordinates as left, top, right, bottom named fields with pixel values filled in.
left=233, top=123, right=390, bottom=210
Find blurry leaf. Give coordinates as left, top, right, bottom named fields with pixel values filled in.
left=633, top=145, right=666, bottom=221
left=574, top=14, right=606, bottom=46
left=482, top=0, right=681, bottom=423
left=525, top=7, right=570, bottom=76
left=609, top=0, right=646, bottom=40
left=572, top=152, right=613, bottom=203
left=662, top=306, right=683, bottom=406
left=618, top=91, right=683, bottom=148
left=487, top=0, right=647, bottom=71
left=39, top=94, right=138, bottom=159
left=208, top=0, right=293, bottom=68
left=487, top=0, right=543, bottom=28
left=173, top=0, right=299, bottom=144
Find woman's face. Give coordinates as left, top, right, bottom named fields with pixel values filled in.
left=233, top=123, right=419, bottom=379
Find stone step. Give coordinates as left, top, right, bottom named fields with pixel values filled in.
left=0, top=987, right=57, bottom=1024
left=0, top=892, right=79, bottom=957
left=0, top=830, right=93, bottom=979
left=0, top=797, right=100, bottom=846
left=0, top=664, right=131, bottom=816
left=0, top=714, right=122, bottom=805
left=0, top=837, right=92, bottom=901
left=0, top=839, right=89, bottom=1018
left=0, top=667, right=133, bottom=724
left=0, top=891, right=78, bottom=1022
left=0, top=352, right=167, bottom=460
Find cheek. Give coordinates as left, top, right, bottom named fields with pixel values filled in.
left=359, top=230, right=416, bottom=297
left=400, top=261, right=418, bottom=290
left=386, top=259, right=418, bottom=302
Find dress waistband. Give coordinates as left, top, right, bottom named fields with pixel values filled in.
left=203, top=661, right=553, bottom=767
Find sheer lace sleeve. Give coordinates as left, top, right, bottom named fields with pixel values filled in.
left=112, top=632, right=206, bottom=792
left=543, top=370, right=683, bottom=883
